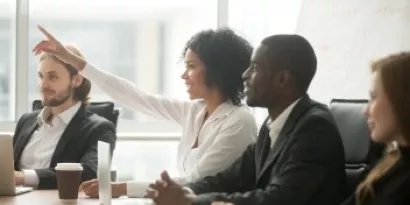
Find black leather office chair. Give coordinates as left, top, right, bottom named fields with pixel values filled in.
left=32, top=100, right=120, bottom=128
left=330, top=99, right=372, bottom=193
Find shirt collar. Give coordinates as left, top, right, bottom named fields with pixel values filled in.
left=37, top=101, right=82, bottom=126
left=267, top=98, right=301, bottom=135
left=201, top=100, right=244, bottom=122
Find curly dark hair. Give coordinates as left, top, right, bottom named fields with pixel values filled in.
left=182, top=28, right=253, bottom=106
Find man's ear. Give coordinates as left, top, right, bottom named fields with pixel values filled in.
left=277, top=70, right=291, bottom=88
left=72, top=74, right=83, bottom=88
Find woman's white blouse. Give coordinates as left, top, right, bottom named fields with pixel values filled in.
left=81, top=63, right=258, bottom=197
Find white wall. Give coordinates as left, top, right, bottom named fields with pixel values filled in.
left=297, top=0, right=410, bottom=103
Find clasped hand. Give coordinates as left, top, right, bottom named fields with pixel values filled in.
left=145, top=171, right=194, bottom=205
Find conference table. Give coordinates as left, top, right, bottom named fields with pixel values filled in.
left=0, top=190, right=153, bottom=205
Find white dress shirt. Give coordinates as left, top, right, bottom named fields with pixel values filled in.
left=80, top=63, right=258, bottom=197
left=266, top=99, right=301, bottom=148
left=19, top=102, right=81, bottom=187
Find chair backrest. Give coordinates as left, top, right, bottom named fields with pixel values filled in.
left=32, top=100, right=119, bottom=127
left=329, top=99, right=371, bottom=193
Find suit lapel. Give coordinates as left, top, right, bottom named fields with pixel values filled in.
left=14, top=122, right=38, bottom=166
left=257, top=95, right=313, bottom=180
left=259, top=132, right=289, bottom=177
left=49, top=105, right=87, bottom=167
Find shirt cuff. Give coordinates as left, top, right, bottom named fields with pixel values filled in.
left=79, top=62, right=92, bottom=75
left=80, top=63, right=106, bottom=81
left=173, top=177, right=188, bottom=185
left=80, top=63, right=112, bottom=90
left=22, top=169, right=39, bottom=188
left=126, top=181, right=150, bottom=198
left=80, top=63, right=95, bottom=80
left=183, top=187, right=196, bottom=195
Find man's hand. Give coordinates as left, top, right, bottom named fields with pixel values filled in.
left=14, top=171, right=25, bottom=185
left=145, top=171, right=195, bottom=205
left=79, top=178, right=126, bottom=198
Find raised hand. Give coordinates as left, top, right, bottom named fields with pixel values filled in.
left=32, top=25, right=71, bottom=62
left=32, top=25, right=88, bottom=71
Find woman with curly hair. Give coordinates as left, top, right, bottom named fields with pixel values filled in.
left=33, top=25, right=257, bottom=198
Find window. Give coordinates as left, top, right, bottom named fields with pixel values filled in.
left=0, top=0, right=218, bottom=133
left=228, top=0, right=303, bottom=126
left=0, top=0, right=222, bottom=183
left=27, top=0, right=217, bottom=133
left=113, top=140, right=179, bottom=181
left=0, top=0, right=14, bottom=122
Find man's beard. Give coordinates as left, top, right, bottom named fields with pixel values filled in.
left=42, top=86, right=73, bottom=107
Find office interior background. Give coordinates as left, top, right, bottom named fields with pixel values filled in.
left=0, top=0, right=408, bottom=180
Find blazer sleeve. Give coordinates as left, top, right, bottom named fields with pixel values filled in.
left=189, top=116, right=342, bottom=205
left=186, top=143, right=257, bottom=195
left=34, top=120, right=116, bottom=189
left=80, top=63, right=191, bottom=125
left=184, top=112, right=257, bottom=183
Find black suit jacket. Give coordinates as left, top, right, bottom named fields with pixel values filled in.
left=13, top=104, right=117, bottom=189
left=186, top=95, right=347, bottom=205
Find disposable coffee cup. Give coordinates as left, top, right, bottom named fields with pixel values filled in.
left=55, top=163, right=83, bottom=204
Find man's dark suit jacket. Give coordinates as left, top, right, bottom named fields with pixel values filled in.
left=186, top=95, right=347, bottom=205
left=13, top=104, right=117, bottom=189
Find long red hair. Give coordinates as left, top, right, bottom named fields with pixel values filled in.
left=356, top=52, right=410, bottom=204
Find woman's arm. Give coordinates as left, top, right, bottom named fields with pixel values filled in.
left=79, top=63, right=191, bottom=125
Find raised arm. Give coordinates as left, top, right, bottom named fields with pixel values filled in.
left=33, top=25, right=191, bottom=125
left=80, top=63, right=191, bottom=125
